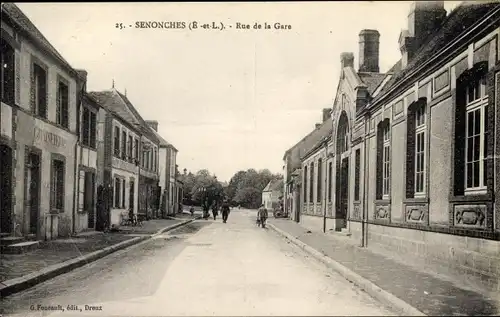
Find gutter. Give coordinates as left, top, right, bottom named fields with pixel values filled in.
left=72, top=85, right=84, bottom=234
left=367, top=6, right=500, bottom=112
left=361, top=113, right=370, bottom=248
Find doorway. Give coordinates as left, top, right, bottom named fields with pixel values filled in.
left=335, top=111, right=350, bottom=230
left=129, top=180, right=135, bottom=215
left=0, top=144, right=13, bottom=234
left=84, top=171, right=96, bottom=229
left=26, top=152, right=41, bottom=236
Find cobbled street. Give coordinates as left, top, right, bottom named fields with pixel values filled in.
left=1, top=210, right=394, bottom=317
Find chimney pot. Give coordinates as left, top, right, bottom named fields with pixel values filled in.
left=322, top=108, right=331, bottom=122
left=358, top=29, right=380, bottom=73
left=146, top=120, right=159, bottom=132
left=315, top=123, right=321, bottom=129
left=340, top=52, right=354, bottom=69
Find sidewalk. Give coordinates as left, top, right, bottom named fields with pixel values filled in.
left=0, top=218, right=197, bottom=297
left=270, top=219, right=500, bottom=316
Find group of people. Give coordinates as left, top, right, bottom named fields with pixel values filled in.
left=196, top=200, right=232, bottom=223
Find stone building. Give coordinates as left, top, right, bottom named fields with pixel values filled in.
left=284, top=1, right=500, bottom=292
left=1, top=3, right=86, bottom=240
left=262, top=179, right=283, bottom=210
left=147, top=120, right=180, bottom=217
left=89, top=88, right=160, bottom=226
left=74, top=84, right=108, bottom=232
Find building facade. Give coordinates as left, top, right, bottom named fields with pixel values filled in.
left=262, top=179, right=283, bottom=210
left=147, top=120, right=180, bottom=217
left=1, top=4, right=85, bottom=240
left=285, top=2, right=500, bottom=292
left=73, top=86, right=108, bottom=232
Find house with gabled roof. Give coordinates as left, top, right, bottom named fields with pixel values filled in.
left=145, top=120, right=181, bottom=217
left=262, top=178, right=283, bottom=211
left=1, top=3, right=87, bottom=244
left=89, top=87, right=161, bottom=227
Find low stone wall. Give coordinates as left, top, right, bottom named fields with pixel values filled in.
left=366, top=223, right=500, bottom=293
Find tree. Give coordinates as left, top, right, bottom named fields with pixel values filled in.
left=226, top=168, right=283, bottom=208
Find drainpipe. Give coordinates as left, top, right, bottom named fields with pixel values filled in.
left=361, top=113, right=370, bottom=248
left=72, top=86, right=84, bottom=235
left=323, top=138, right=329, bottom=233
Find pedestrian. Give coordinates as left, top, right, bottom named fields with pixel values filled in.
left=221, top=200, right=231, bottom=223
left=257, top=204, right=268, bottom=228
left=212, top=202, right=218, bottom=220
left=202, top=200, right=210, bottom=220
left=190, top=206, right=195, bottom=217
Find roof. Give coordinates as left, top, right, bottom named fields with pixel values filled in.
left=1, top=3, right=82, bottom=80
left=89, top=89, right=159, bottom=143
left=300, top=117, right=333, bottom=160
left=370, top=2, right=500, bottom=108
left=149, top=126, right=179, bottom=151
left=263, top=179, right=283, bottom=193
left=357, top=72, right=388, bottom=95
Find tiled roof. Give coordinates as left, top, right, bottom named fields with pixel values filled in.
left=149, top=127, right=178, bottom=151
left=371, top=2, right=500, bottom=106
left=357, top=72, right=388, bottom=95
left=2, top=3, right=79, bottom=79
left=89, top=89, right=159, bottom=143
left=300, top=117, right=333, bottom=160
left=263, top=179, right=283, bottom=192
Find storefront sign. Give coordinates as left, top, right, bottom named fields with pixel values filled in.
left=34, top=127, right=67, bottom=148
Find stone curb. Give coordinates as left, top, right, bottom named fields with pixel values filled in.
left=268, top=223, right=426, bottom=317
left=0, top=218, right=199, bottom=298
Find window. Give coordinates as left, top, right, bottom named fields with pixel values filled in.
left=81, top=107, right=97, bottom=148
left=114, top=178, right=121, bottom=208
left=51, top=160, right=65, bottom=211
left=128, top=136, right=133, bottom=162
left=303, top=166, right=308, bottom=204
left=1, top=39, right=15, bottom=105
left=114, top=127, right=120, bottom=156
left=328, top=162, right=333, bottom=202
left=121, top=131, right=127, bottom=160
left=33, top=63, right=47, bottom=118
left=309, top=162, right=314, bottom=202
left=465, top=76, right=487, bottom=192
left=376, top=120, right=391, bottom=199
left=317, top=159, right=322, bottom=202
left=134, top=139, right=139, bottom=163
left=382, top=125, right=391, bottom=197
left=453, top=62, right=489, bottom=197
left=56, top=81, right=69, bottom=128
left=354, top=149, right=360, bottom=201
left=414, top=106, right=426, bottom=194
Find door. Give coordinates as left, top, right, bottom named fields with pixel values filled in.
left=27, top=152, right=41, bottom=235
left=96, top=185, right=110, bottom=231
left=85, top=172, right=96, bottom=229
left=129, top=180, right=135, bottom=214
left=0, top=144, right=13, bottom=233
left=294, top=187, right=301, bottom=223
left=339, top=158, right=349, bottom=226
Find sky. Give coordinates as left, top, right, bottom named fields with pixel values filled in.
left=16, top=1, right=461, bottom=182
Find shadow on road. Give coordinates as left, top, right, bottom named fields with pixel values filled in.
left=167, top=220, right=212, bottom=236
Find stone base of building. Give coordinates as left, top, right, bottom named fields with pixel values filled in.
left=299, top=214, right=348, bottom=233
left=345, top=220, right=500, bottom=293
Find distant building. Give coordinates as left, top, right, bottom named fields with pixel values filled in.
left=262, top=179, right=283, bottom=210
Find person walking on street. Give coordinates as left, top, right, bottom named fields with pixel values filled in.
left=257, top=204, right=268, bottom=228
left=211, top=202, right=218, bottom=220
left=189, top=206, right=195, bottom=217
left=221, top=201, right=231, bottom=223
left=202, top=200, right=210, bottom=220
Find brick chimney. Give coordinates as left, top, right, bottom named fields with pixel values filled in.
left=340, top=52, right=354, bottom=69
left=399, top=1, right=446, bottom=68
left=358, top=29, right=380, bottom=73
left=75, top=69, right=88, bottom=82
left=322, top=108, right=331, bottom=122
left=145, top=120, right=158, bottom=132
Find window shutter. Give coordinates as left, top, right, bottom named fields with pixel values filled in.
left=40, top=70, right=48, bottom=118
left=56, top=83, right=61, bottom=124
left=30, top=63, right=35, bottom=112
left=62, top=86, right=69, bottom=128
left=14, top=50, right=21, bottom=106
left=90, top=112, right=97, bottom=148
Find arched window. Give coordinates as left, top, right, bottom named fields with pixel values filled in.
left=303, top=166, right=308, bottom=204
left=309, top=162, right=314, bottom=202
left=406, top=98, right=427, bottom=198
left=376, top=119, right=391, bottom=199
left=453, top=62, right=489, bottom=196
